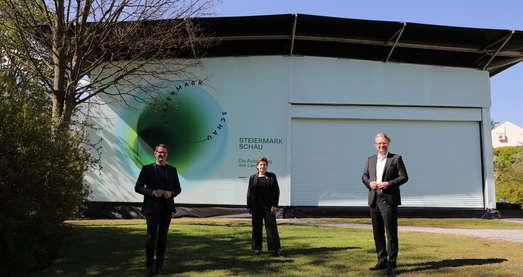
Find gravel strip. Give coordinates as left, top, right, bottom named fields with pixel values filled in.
left=502, top=219, right=523, bottom=224
left=281, top=219, right=523, bottom=244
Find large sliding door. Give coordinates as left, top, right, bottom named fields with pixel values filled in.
left=290, top=106, right=484, bottom=208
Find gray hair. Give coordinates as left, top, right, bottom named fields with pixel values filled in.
left=374, top=132, right=391, bottom=143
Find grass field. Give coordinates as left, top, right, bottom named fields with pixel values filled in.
left=68, top=217, right=523, bottom=229
left=305, top=218, right=523, bottom=229
left=33, top=219, right=523, bottom=277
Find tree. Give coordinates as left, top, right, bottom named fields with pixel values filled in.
left=0, top=0, right=212, bottom=132
left=0, top=76, right=91, bottom=274
left=493, top=146, right=523, bottom=207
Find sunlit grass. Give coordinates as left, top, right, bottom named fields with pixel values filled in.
left=66, top=216, right=523, bottom=229
left=305, top=217, right=523, bottom=229
left=34, top=220, right=523, bottom=276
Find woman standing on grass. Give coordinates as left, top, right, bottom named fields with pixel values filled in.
left=247, top=156, right=281, bottom=256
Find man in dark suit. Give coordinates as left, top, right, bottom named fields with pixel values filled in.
left=135, top=144, right=181, bottom=276
left=362, top=132, right=408, bottom=274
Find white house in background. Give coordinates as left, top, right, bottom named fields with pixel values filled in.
left=492, top=121, right=523, bottom=148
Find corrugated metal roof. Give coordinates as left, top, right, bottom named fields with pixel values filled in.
left=191, top=14, right=523, bottom=76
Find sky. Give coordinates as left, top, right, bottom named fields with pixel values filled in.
left=211, top=0, right=523, bottom=127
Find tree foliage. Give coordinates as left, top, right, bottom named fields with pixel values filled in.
left=0, top=1, right=213, bottom=273
left=493, top=146, right=523, bottom=207
left=0, top=0, right=212, bottom=132
left=0, top=76, right=91, bottom=274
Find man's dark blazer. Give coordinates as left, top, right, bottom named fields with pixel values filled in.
left=247, top=172, right=280, bottom=210
left=135, top=163, right=181, bottom=214
left=362, top=153, right=408, bottom=206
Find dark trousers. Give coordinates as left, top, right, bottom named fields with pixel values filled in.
left=251, top=207, right=281, bottom=251
left=145, top=211, right=172, bottom=271
left=370, top=195, right=399, bottom=264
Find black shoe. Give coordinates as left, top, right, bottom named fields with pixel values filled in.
left=386, top=263, right=396, bottom=276
left=155, top=262, right=165, bottom=275
left=387, top=261, right=397, bottom=269
left=272, top=250, right=281, bottom=257
left=145, top=268, right=154, bottom=277
left=253, top=250, right=261, bottom=255
left=369, top=262, right=388, bottom=270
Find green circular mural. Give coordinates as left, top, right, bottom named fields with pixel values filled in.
left=126, top=82, right=228, bottom=179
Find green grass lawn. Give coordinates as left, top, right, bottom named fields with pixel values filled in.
left=69, top=216, right=523, bottom=229
left=33, top=219, right=523, bottom=277
left=306, top=218, right=523, bottom=229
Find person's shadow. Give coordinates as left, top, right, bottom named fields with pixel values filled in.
left=395, top=258, right=507, bottom=275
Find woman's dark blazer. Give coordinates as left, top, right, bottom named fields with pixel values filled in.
left=247, top=172, right=280, bottom=210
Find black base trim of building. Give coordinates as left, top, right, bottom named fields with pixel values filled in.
left=80, top=202, right=503, bottom=219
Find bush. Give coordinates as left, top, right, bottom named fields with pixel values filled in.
left=0, top=92, right=90, bottom=275
left=493, top=146, right=523, bottom=172
left=493, top=146, right=523, bottom=207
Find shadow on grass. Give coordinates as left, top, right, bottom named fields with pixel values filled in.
left=165, top=228, right=360, bottom=275
left=34, top=225, right=145, bottom=276
left=396, top=258, right=508, bottom=274
left=34, top=225, right=361, bottom=276
left=282, top=246, right=359, bottom=256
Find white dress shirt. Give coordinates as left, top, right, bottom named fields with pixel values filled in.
left=376, top=152, right=388, bottom=183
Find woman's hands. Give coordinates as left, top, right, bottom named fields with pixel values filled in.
left=153, top=189, right=173, bottom=198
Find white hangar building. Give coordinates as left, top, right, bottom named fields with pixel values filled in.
left=87, top=14, right=523, bottom=214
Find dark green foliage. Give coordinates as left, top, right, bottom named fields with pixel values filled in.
left=0, top=89, right=89, bottom=275
left=493, top=146, right=523, bottom=207
left=493, top=146, right=523, bottom=172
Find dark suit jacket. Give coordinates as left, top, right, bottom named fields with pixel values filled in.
left=362, top=153, right=408, bottom=206
left=135, top=163, right=181, bottom=214
left=247, top=172, right=280, bottom=210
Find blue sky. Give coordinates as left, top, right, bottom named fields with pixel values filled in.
left=212, top=0, right=523, bottom=126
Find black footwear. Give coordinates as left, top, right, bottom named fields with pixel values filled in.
left=144, top=268, right=154, bottom=277
left=154, top=262, right=163, bottom=275
left=369, top=262, right=388, bottom=270
left=387, top=261, right=397, bottom=269
left=253, top=250, right=261, bottom=255
left=386, top=263, right=396, bottom=276
left=272, top=250, right=281, bottom=257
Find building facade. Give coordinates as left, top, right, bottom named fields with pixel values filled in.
left=86, top=14, right=523, bottom=211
